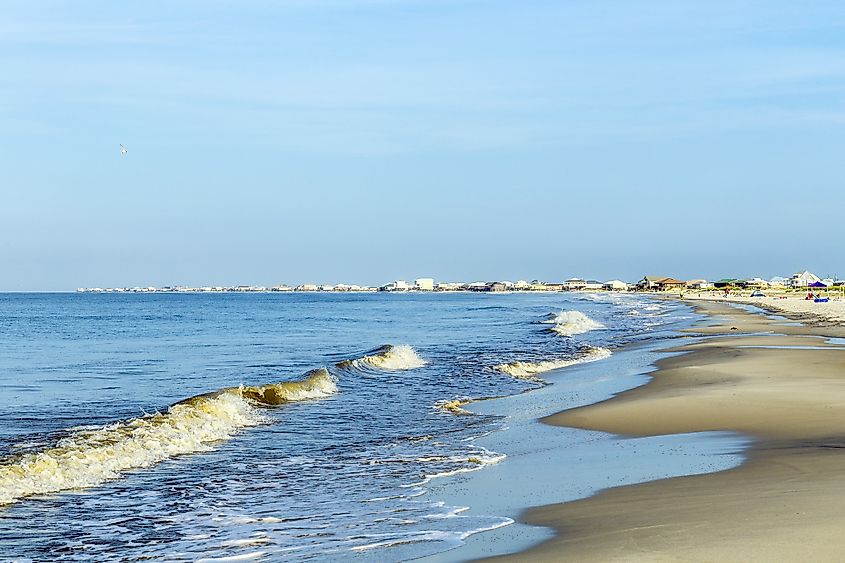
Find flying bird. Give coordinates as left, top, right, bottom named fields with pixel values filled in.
left=120, top=144, right=127, bottom=156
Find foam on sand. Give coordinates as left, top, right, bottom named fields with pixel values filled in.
left=0, top=369, right=337, bottom=506
left=493, top=347, right=612, bottom=380
left=337, top=344, right=428, bottom=371
left=542, top=310, right=605, bottom=337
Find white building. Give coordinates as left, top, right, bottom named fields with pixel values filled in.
left=414, top=278, right=435, bottom=291
left=603, top=280, right=629, bottom=291
left=789, top=270, right=821, bottom=288
left=380, top=280, right=410, bottom=292
left=513, top=280, right=531, bottom=290
left=563, top=278, right=586, bottom=290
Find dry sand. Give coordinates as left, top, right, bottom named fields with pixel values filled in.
left=486, top=301, right=845, bottom=562
left=687, top=290, right=845, bottom=326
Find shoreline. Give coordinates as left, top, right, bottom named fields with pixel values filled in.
left=484, top=300, right=845, bottom=561
left=421, top=299, right=747, bottom=561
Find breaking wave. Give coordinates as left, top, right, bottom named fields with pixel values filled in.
left=337, top=344, right=427, bottom=371
left=541, top=310, right=605, bottom=337
left=493, top=347, right=612, bottom=380
left=0, top=369, right=337, bottom=506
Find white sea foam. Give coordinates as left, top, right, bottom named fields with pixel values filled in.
left=541, top=310, right=605, bottom=336
left=493, top=347, right=612, bottom=380
left=339, top=344, right=428, bottom=371
left=350, top=517, right=513, bottom=552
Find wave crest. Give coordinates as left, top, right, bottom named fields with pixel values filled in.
left=494, top=347, right=612, bottom=380
left=240, top=368, right=337, bottom=404
left=337, top=345, right=427, bottom=371
left=541, top=310, right=604, bottom=337
left=0, top=369, right=337, bottom=506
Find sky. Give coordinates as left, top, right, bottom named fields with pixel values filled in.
left=2, top=0, right=845, bottom=290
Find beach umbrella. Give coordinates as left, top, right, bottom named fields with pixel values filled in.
left=808, top=281, right=827, bottom=288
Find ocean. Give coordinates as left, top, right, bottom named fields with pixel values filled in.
left=0, top=291, right=695, bottom=561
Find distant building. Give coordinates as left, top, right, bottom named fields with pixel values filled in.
left=685, top=279, right=713, bottom=290
left=584, top=280, right=603, bottom=290
left=789, top=270, right=821, bottom=288
left=379, top=280, right=410, bottom=292
left=603, top=280, right=629, bottom=291
left=414, top=278, right=435, bottom=291
left=743, top=278, right=770, bottom=288
left=513, top=280, right=531, bottom=290
left=637, top=276, right=685, bottom=291
left=466, top=281, right=489, bottom=292
left=295, top=284, right=318, bottom=292
left=636, top=276, right=665, bottom=290
left=562, top=278, right=586, bottom=290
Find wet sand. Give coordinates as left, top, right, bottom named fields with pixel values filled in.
left=487, top=301, right=845, bottom=562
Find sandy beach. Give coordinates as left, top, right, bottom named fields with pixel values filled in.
left=487, top=300, right=845, bottom=562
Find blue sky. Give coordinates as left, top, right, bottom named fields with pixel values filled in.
left=2, top=0, right=844, bottom=290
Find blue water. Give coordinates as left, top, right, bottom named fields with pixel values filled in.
left=0, top=292, right=693, bottom=561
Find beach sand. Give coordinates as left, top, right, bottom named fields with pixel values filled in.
left=486, top=301, right=845, bottom=562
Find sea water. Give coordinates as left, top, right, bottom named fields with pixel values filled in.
left=0, top=291, right=692, bottom=561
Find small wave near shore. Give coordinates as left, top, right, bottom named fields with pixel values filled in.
left=541, top=310, right=605, bottom=337
left=337, top=344, right=428, bottom=371
left=493, top=347, right=612, bottom=381
left=0, top=369, right=337, bottom=506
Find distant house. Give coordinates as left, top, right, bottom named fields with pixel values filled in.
left=743, top=278, right=770, bottom=288
left=636, top=276, right=666, bottom=290
left=414, top=278, right=435, bottom=291
left=584, top=280, right=604, bottom=290
left=685, top=279, right=713, bottom=290
left=637, top=276, right=685, bottom=291
left=789, top=270, right=821, bottom=288
left=656, top=278, right=686, bottom=290
left=295, top=284, right=318, bottom=292
left=713, top=278, right=740, bottom=289
left=380, top=280, right=410, bottom=292
left=544, top=283, right=565, bottom=291
left=466, top=282, right=489, bottom=292
left=486, top=282, right=508, bottom=292
left=513, top=280, right=531, bottom=290
left=562, top=278, right=586, bottom=290
left=603, top=280, right=629, bottom=291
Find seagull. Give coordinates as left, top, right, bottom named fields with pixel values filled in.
left=120, top=144, right=128, bottom=156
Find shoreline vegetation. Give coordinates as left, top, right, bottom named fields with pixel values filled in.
left=483, top=298, right=845, bottom=562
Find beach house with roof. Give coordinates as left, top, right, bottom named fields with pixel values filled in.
left=789, top=270, right=821, bottom=288
left=713, top=278, right=740, bottom=288
left=562, top=278, right=586, bottom=290
left=636, top=276, right=663, bottom=290
left=603, top=280, right=629, bottom=291
left=636, top=276, right=686, bottom=291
